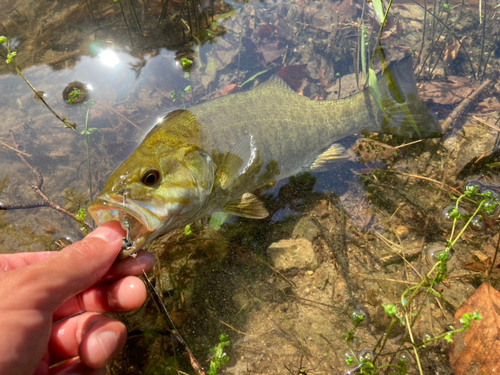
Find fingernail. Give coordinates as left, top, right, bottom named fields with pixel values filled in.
left=137, top=252, right=156, bottom=270
left=87, top=224, right=122, bottom=243
left=96, top=331, right=119, bottom=359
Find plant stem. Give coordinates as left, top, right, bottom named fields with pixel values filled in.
left=373, top=318, right=397, bottom=362
left=236, top=0, right=248, bottom=86
left=84, top=106, right=93, bottom=201
left=404, top=311, right=424, bottom=375
left=2, top=39, right=76, bottom=129
left=448, top=199, right=486, bottom=250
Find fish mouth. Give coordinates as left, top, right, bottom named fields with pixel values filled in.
left=88, top=197, right=162, bottom=256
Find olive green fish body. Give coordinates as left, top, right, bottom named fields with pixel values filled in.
left=89, top=56, right=437, bottom=257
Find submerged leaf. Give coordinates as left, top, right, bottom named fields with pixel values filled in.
left=209, top=212, right=229, bottom=231
left=450, top=282, right=500, bottom=374
left=276, top=64, right=307, bottom=92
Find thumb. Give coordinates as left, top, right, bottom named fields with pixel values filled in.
left=1, top=221, right=125, bottom=312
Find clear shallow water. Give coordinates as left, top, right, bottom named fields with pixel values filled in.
left=1, top=0, right=500, bottom=373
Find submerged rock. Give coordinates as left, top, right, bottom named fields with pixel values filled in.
left=268, top=238, right=319, bottom=271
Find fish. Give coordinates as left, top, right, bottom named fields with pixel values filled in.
left=88, top=56, right=438, bottom=258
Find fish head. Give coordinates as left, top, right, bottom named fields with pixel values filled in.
left=89, top=110, right=214, bottom=257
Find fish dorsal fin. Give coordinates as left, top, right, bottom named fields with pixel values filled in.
left=217, top=134, right=257, bottom=189
left=307, top=143, right=349, bottom=172
left=255, top=75, right=295, bottom=93
left=223, top=192, right=269, bottom=219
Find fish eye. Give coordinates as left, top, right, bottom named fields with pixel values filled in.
left=141, top=169, right=160, bottom=186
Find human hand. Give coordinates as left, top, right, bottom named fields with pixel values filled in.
left=0, top=221, right=155, bottom=375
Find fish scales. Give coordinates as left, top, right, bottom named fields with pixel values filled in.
left=188, top=80, right=379, bottom=185
left=89, top=56, right=438, bottom=258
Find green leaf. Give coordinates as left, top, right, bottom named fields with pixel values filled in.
left=216, top=9, right=237, bottom=23
left=6, top=51, right=17, bottom=63
left=368, top=69, right=383, bottom=112
left=0, top=36, right=7, bottom=44
left=383, top=304, right=398, bottom=318
left=372, top=0, right=385, bottom=23
left=209, top=212, right=229, bottom=231
left=345, top=354, right=354, bottom=366
left=184, top=85, right=191, bottom=91
left=240, top=69, right=270, bottom=88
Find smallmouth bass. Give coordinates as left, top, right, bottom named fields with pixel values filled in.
left=89, top=56, right=437, bottom=257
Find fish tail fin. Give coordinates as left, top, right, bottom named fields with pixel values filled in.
left=370, top=56, right=440, bottom=138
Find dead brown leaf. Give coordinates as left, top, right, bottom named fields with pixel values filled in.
left=34, top=218, right=57, bottom=234
left=443, top=36, right=465, bottom=64
left=214, top=84, right=237, bottom=98
left=352, top=138, right=396, bottom=164
left=276, top=64, right=307, bottom=92
left=419, top=77, right=474, bottom=105
left=450, top=282, right=500, bottom=374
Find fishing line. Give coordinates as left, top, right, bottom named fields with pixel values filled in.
left=130, top=255, right=206, bottom=375
left=118, top=190, right=205, bottom=373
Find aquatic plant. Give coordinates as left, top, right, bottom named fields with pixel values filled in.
left=208, top=334, right=231, bottom=375
left=342, top=184, right=494, bottom=374
left=81, top=99, right=97, bottom=201
left=0, top=36, right=77, bottom=130
left=75, top=208, right=89, bottom=236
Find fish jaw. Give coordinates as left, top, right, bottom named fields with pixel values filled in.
left=88, top=195, right=162, bottom=256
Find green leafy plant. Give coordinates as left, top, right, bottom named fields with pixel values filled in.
left=67, top=88, right=86, bottom=104
left=342, top=185, right=490, bottom=374
left=208, top=334, right=231, bottom=375
left=75, top=208, right=89, bottom=236
left=171, top=90, right=186, bottom=109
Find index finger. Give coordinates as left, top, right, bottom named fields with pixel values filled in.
left=0, top=252, right=57, bottom=273
left=0, top=221, right=125, bottom=313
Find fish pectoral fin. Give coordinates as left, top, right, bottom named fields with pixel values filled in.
left=217, top=134, right=257, bottom=189
left=307, top=143, right=350, bottom=172
left=223, top=192, right=269, bottom=219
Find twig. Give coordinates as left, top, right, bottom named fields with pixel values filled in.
left=46, top=50, right=80, bottom=66
left=258, top=258, right=296, bottom=287
left=311, top=215, right=355, bottom=305
left=472, top=116, right=500, bottom=133
left=0, top=139, right=31, bottom=157
left=0, top=132, right=90, bottom=231
left=99, top=103, right=142, bottom=130
left=393, top=171, right=461, bottom=194
left=440, top=78, right=493, bottom=132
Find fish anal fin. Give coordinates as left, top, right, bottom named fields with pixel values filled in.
left=223, top=192, right=269, bottom=219
left=217, top=135, right=257, bottom=189
left=308, top=143, right=349, bottom=172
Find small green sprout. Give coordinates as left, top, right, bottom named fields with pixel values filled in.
left=75, top=208, right=89, bottom=236
left=67, top=88, right=85, bottom=104
left=464, top=183, right=478, bottom=197
left=345, top=354, right=354, bottom=366
left=383, top=304, right=405, bottom=325
left=459, top=310, right=482, bottom=327
left=350, top=309, right=366, bottom=326
left=181, top=57, right=193, bottom=71
left=208, top=334, right=231, bottom=375
left=184, top=224, right=192, bottom=236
